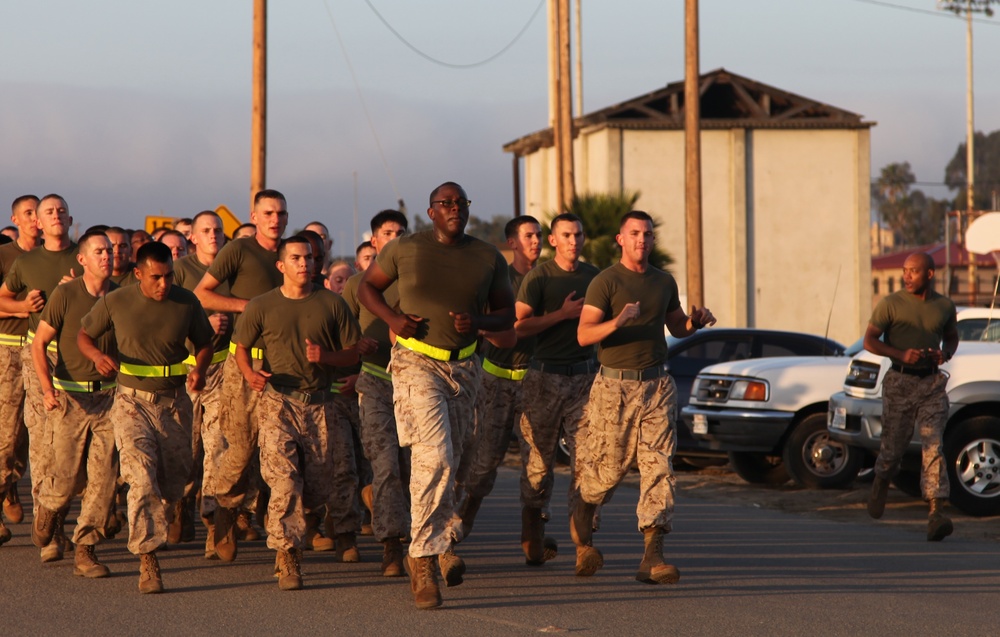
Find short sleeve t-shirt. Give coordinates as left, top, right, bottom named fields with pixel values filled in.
left=4, top=242, right=80, bottom=331
left=870, top=290, right=957, bottom=368
left=0, top=241, right=30, bottom=337
left=234, top=287, right=361, bottom=392
left=517, top=258, right=599, bottom=364
left=584, top=263, right=681, bottom=369
left=110, top=269, right=137, bottom=287
left=206, top=237, right=282, bottom=303
left=344, top=270, right=399, bottom=369
left=174, top=253, right=232, bottom=352
left=480, top=265, right=534, bottom=369
left=376, top=231, right=510, bottom=351
left=81, top=284, right=214, bottom=391
left=40, top=277, right=118, bottom=383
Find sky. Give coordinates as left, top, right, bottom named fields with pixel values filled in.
left=2, top=0, right=999, bottom=252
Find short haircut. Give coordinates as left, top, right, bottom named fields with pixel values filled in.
left=85, top=224, right=109, bottom=234
left=550, top=213, right=582, bottom=232
left=505, top=215, right=541, bottom=239
left=908, top=252, right=935, bottom=271
left=192, top=210, right=221, bottom=227
left=38, top=193, right=67, bottom=209
left=1, top=225, right=17, bottom=234
left=355, top=240, right=373, bottom=257
left=295, top=229, right=325, bottom=260
left=305, top=221, right=329, bottom=233
left=105, top=226, right=128, bottom=237
left=254, top=189, right=286, bottom=206
left=135, top=241, right=172, bottom=268
left=619, top=210, right=654, bottom=230
left=11, top=195, right=38, bottom=211
left=429, top=182, right=463, bottom=205
left=158, top=229, right=187, bottom=244
left=329, top=259, right=353, bottom=271
left=78, top=231, right=109, bottom=251
left=175, top=217, right=193, bottom=226
left=234, top=223, right=256, bottom=237
left=277, top=235, right=312, bottom=261
left=371, top=209, right=408, bottom=233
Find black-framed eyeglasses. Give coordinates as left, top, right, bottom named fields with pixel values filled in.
left=431, top=198, right=471, bottom=209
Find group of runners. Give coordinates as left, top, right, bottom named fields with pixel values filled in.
left=0, top=182, right=716, bottom=609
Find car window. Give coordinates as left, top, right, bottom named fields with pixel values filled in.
left=669, top=336, right=753, bottom=376
left=759, top=340, right=799, bottom=357
left=956, top=318, right=1000, bottom=342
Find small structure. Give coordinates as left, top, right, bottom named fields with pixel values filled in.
left=504, top=69, right=875, bottom=344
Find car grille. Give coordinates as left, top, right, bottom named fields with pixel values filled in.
left=693, top=376, right=733, bottom=403
left=845, top=360, right=881, bottom=390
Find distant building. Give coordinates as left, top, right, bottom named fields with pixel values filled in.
left=504, top=69, right=875, bottom=344
left=871, top=222, right=896, bottom=256
left=871, top=243, right=997, bottom=307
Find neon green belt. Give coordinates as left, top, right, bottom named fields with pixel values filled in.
left=183, top=348, right=230, bottom=366
left=53, top=378, right=116, bottom=393
left=361, top=361, right=392, bottom=381
left=482, top=358, right=528, bottom=381
left=26, top=330, right=57, bottom=353
left=330, top=380, right=347, bottom=394
left=118, top=361, right=189, bottom=378
left=396, top=337, right=476, bottom=362
left=0, top=333, right=27, bottom=347
left=229, top=342, right=263, bottom=360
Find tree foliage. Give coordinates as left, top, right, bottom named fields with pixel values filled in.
left=944, top=130, right=1000, bottom=211
left=873, top=161, right=948, bottom=248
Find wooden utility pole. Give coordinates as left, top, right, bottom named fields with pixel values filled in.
left=549, top=0, right=574, bottom=212
left=574, top=0, right=583, bottom=117
left=684, top=0, right=704, bottom=310
left=250, top=0, right=267, bottom=212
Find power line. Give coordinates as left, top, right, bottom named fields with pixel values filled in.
left=362, top=0, right=546, bottom=69
left=850, top=0, right=1000, bottom=25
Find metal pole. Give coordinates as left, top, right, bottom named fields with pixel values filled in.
left=684, top=0, right=704, bottom=310
left=250, top=0, right=267, bottom=212
left=966, top=1, right=977, bottom=303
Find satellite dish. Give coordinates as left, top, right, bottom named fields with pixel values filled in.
left=966, top=212, right=1000, bottom=255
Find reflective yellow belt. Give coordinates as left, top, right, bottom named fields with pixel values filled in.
left=330, top=380, right=347, bottom=394
left=482, top=358, right=528, bottom=381
left=118, top=361, right=189, bottom=378
left=25, top=330, right=57, bottom=353
left=53, top=378, right=116, bottom=393
left=229, top=342, right=263, bottom=360
left=361, top=361, right=392, bottom=381
left=0, top=333, right=27, bottom=347
left=183, top=348, right=230, bottom=366
left=396, top=337, right=476, bottom=362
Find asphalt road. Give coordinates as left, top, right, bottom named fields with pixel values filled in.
left=2, top=467, right=998, bottom=636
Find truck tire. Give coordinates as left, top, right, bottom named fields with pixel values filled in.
left=944, top=415, right=1000, bottom=517
left=783, top=413, right=862, bottom=489
left=728, top=451, right=789, bottom=485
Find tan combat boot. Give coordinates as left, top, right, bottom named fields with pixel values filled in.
left=570, top=501, right=603, bottom=577
left=381, top=537, right=405, bottom=577
left=235, top=509, right=261, bottom=541
left=74, top=544, right=111, bottom=579
left=4, top=484, right=24, bottom=524
left=438, top=547, right=465, bottom=587
left=203, top=515, right=218, bottom=560
left=0, top=518, right=12, bottom=546
left=520, top=506, right=545, bottom=565
left=166, top=500, right=183, bottom=544
left=31, top=503, right=58, bottom=548
left=405, top=555, right=442, bottom=610
left=360, top=484, right=374, bottom=536
left=138, top=552, right=163, bottom=594
left=868, top=475, right=889, bottom=519
left=213, top=506, right=240, bottom=562
left=927, top=498, right=954, bottom=542
left=335, top=532, right=360, bottom=562
left=305, top=512, right=334, bottom=551
left=636, top=526, right=680, bottom=584
left=276, top=549, right=303, bottom=590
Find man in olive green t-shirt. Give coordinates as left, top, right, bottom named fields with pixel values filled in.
left=577, top=211, right=715, bottom=583
left=863, top=251, right=958, bottom=542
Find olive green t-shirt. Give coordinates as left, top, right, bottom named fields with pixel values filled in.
left=376, top=231, right=510, bottom=351
left=480, top=265, right=534, bottom=369
left=206, top=237, right=282, bottom=302
left=81, top=284, right=214, bottom=391
left=174, top=253, right=232, bottom=352
left=4, top=242, right=80, bottom=331
left=111, top=268, right=137, bottom=287
left=234, top=287, right=361, bottom=392
left=517, top=258, right=599, bottom=364
left=40, top=277, right=118, bottom=383
left=584, top=263, right=680, bottom=369
left=343, top=270, right=399, bottom=369
left=870, top=290, right=957, bottom=368
left=0, top=241, right=30, bottom=337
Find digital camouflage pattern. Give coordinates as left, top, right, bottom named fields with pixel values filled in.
left=214, top=354, right=264, bottom=510
left=190, top=360, right=226, bottom=517
left=576, top=373, right=678, bottom=531
left=459, top=370, right=523, bottom=500
left=0, top=345, right=26, bottom=503
left=22, top=345, right=57, bottom=513
left=390, top=346, right=478, bottom=557
left=877, top=370, right=950, bottom=500
left=325, top=393, right=361, bottom=535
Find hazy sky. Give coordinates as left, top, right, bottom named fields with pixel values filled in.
left=2, top=0, right=997, bottom=250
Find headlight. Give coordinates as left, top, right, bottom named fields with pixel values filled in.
left=729, top=379, right=767, bottom=401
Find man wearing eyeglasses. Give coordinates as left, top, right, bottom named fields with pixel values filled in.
left=358, top=182, right=515, bottom=610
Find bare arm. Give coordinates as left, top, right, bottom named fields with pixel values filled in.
left=0, top=283, right=43, bottom=316
left=665, top=305, right=716, bottom=338
left=31, top=322, right=59, bottom=410
left=236, top=343, right=271, bottom=392
left=514, top=292, right=583, bottom=339
left=77, top=327, right=118, bottom=378
left=194, top=272, right=248, bottom=314
left=186, top=342, right=213, bottom=392
left=357, top=262, right=422, bottom=339
left=577, top=303, right=641, bottom=347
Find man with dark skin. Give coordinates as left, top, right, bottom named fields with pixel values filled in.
left=358, top=182, right=515, bottom=609
left=864, top=252, right=958, bottom=541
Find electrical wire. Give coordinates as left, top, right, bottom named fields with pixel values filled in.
left=850, top=0, right=1000, bottom=25
left=362, top=0, right=545, bottom=69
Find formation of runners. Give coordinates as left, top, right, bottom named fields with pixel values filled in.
left=0, top=183, right=716, bottom=609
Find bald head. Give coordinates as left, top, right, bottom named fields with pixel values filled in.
left=904, top=252, right=934, bottom=272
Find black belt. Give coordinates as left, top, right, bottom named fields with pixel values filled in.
left=600, top=365, right=668, bottom=382
left=890, top=363, right=938, bottom=378
left=529, top=359, right=596, bottom=377
left=269, top=384, right=329, bottom=405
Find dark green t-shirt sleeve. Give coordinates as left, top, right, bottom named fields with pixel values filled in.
left=375, top=237, right=401, bottom=281
left=333, top=294, right=361, bottom=349
left=231, top=297, right=264, bottom=348
left=206, top=241, right=240, bottom=288
left=583, top=274, right=612, bottom=317
left=516, top=267, right=543, bottom=310
left=869, top=297, right=892, bottom=332
left=39, top=283, right=70, bottom=332
left=188, top=299, right=215, bottom=350
left=4, top=258, right=26, bottom=295
left=342, top=274, right=361, bottom=318
left=81, top=296, right=113, bottom=340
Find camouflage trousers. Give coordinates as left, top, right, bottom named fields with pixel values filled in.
left=0, top=344, right=27, bottom=503
left=21, top=345, right=56, bottom=515
left=458, top=368, right=523, bottom=500
left=577, top=373, right=678, bottom=531
left=391, top=346, right=478, bottom=557
left=189, top=360, right=225, bottom=517
left=876, top=369, right=950, bottom=500
left=356, top=370, right=410, bottom=541
left=257, top=388, right=334, bottom=551
left=36, top=389, right=117, bottom=546
left=112, top=387, right=193, bottom=555
left=215, top=354, right=263, bottom=511
left=518, top=368, right=594, bottom=511
left=325, top=392, right=361, bottom=535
